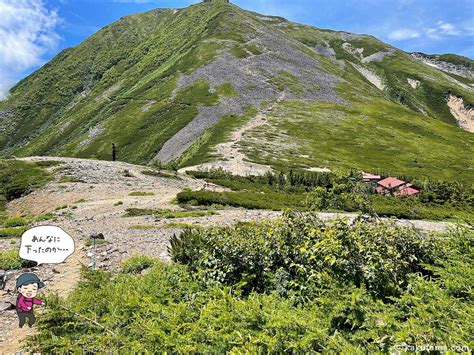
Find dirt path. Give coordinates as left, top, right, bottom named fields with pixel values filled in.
left=0, top=157, right=217, bottom=353
left=0, top=156, right=457, bottom=353
left=179, top=95, right=288, bottom=176
left=0, top=243, right=83, bottom=354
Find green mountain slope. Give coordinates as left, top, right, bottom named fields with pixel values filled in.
left=0, top=0, right=472, bottom=181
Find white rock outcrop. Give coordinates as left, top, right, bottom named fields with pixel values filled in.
left=447, top=95, right=474, bottom=133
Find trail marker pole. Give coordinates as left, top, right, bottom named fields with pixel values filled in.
left=92, top=238, right=96, bottom=272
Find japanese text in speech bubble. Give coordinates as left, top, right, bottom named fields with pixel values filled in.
left=19, top=226, right=75, bottom=265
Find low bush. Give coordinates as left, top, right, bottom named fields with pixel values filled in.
left=123, top=208, right=215, bottom=218
left=0, top=226, right=29, bottom=238
left=164, top=222, right=203, bottom=229
left=129, top=191, right=155, bottom=196
left=177, top=190, right=306, bottom=210
left=141, top=169, right=180, bottom=179
left=120, top=255, right=157, bottom=274
left=0, top=160, right=51, bottom=209
left=33, top=160, right=63, bottom=168
left=2, top=216, right=28, bottom=228
left=170, top=213, right=437, bottom=299
left=128, top=225, right=158, bottom=230
left=29, top=220, right=473, bottom=353
left=0, top=249, right=37, bottom=270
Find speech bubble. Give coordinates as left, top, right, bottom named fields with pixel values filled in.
left=19, top=226, right=75, bottom=265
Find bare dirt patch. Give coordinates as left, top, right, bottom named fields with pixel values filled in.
left=447, top=95, right=474, bottom=133
left=350, top=63, right=385, bottom=90
left=407, top=78, right=420, bottom=89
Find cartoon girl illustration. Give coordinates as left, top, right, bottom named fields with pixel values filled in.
left=15, top=273, right=45, bottom=328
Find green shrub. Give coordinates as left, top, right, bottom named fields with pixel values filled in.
left=0, top=160, right=51, bottom=209
left=164, top=222, right=203, bottom=229
left=2, top=216, right=28, bottom=228
left=59, top=175, right=82, bottom=183
left=129, top=191, right=155, bottom=196
left=128, top=225, right=158, bottom=230
left=0, top=249, right=37, bottom=270
left=170, top=213, right=437, bottom=299
left=33, top=160, right=63, bottom=168
left=123, top=208, right=215, bottom=218
left=0, top=226, right=29, bottom=238
left=417, top=179, right=473, bottom=207
left=29, top=222, right=473, bottom=354
left=120, top=255, right=157, bottom=274
left=177, top=190, right=306, bottom=210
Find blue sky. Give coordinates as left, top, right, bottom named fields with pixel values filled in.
left=0, top=0, right=473, bottom=98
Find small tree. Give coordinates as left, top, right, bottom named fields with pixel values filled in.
left=278, top=172, right=286, bottom=186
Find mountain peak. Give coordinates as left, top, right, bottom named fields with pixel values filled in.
left=203, top=0, right=230, bottom=3
left=0, top=0, right=472, bottom=182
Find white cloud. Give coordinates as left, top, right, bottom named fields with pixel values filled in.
left=388, top=28, right=420, bottom=41
left=388, top=20, right=468, bottom=43
left=437, top=21, right=461, bottom=35
left=112, top=0, right=155, bottom=2
left=425, top=21, right=462, bottom=39
left=0, top=0, right=61, bottom=99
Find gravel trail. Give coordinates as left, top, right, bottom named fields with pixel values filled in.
left=179, top=94, right=287, bottom=176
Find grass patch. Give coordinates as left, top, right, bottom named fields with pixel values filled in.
left=230, top=44, right=250, bottom=58
left=243, top=96, right=474, bottom=183
left=0, top=214, right=54, bottom=235
left=0, top=226, right=29, bottom=238
left=129, top=191, right=155, bottom=197
left=2, top=216, right=28, bottom=228
left=216, top=82, right=239, bottom=97
left=33, top=160, right=64, bottom=168
left=141, top=169, right=180, bottom=179
left=59, top=175, right=82, bottom=183
left=164, top=222, right=203, bottom=229
left=123, top=208, right=216, bottom=218
left=269, top=70, right=304, bottom=95
left=0, top=160, right=51, bottom=211
left=34, top=213, right=56, bottom=222
left=177, top=190, right=306, bottom=210
left=128, top=225, right=158, bottom=230
left=0, top=249, right=37, bottom=270
left=120, top=255, right=157, bottom=274
left=369, top=195, right=472, bottom=221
